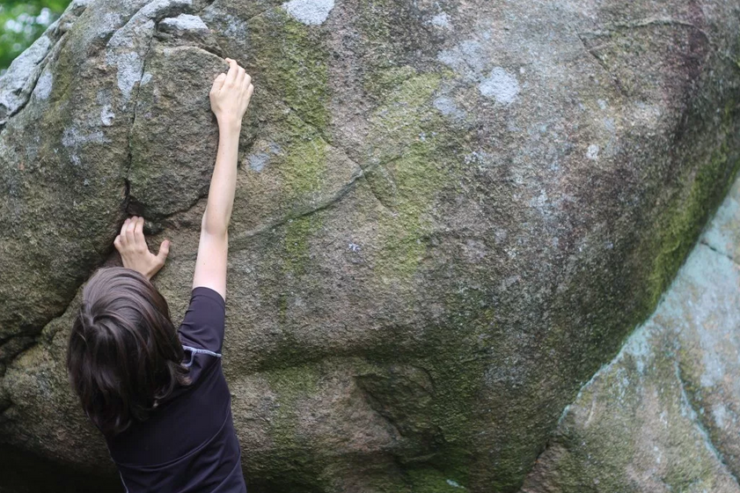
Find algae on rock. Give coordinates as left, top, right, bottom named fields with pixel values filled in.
left=2, top=0, right=740, bottom=491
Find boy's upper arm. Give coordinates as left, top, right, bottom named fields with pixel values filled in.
left=179, top=286, right=226, bottom=353
left=192, top=221, right=228, bottom=301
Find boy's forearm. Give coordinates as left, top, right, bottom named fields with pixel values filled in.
left=203, top=121, right=241, bottom=236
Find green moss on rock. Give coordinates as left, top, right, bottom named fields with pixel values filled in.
left=644, top=102, right=740, bottom=311
left=248, top=9, right=330, bottom=131
left=275, top=128, right=328, bottom=277
left=262, top=363, right=327, bottom=488
left=363, top=67, right=463, bottom=282
left=283, top=214, right=322, bottom=277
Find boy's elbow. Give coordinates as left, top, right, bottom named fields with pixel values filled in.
left=201, top=212, right=229, bottom=238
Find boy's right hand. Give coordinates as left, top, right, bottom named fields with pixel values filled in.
left=210, top=58, right=254, bottom=128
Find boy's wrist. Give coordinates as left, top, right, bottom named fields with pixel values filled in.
left=217, top=117, right=242, bottom=133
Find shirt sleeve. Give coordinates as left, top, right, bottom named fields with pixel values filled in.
left=178, top=286, right=226, bottom=354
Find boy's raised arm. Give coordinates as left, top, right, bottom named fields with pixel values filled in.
left=192, top=58, right=254, bottom=300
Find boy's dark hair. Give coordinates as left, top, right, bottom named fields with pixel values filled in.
left=67, top=266, right=190, bottom=436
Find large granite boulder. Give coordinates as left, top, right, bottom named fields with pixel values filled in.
left=1, top=0, right=740, bottom=491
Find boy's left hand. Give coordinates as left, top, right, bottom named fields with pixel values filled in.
left=114, top=216, right=170, bottom=280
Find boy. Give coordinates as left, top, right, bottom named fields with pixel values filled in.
left=67, top=58, right=253, bottom=492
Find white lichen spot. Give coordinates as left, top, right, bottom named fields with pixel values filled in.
left=141, top=72, right=153, bottom=86
left=34, top=69, right=53, bottom=101
left=598, top=99, right=608, bottom=110
left=113, top=52, right=143, bottom=102
left=248, top=153, right=269, bottom=172
left=529, top=190, right=548, bottom=209
left=160, top=14, right=208, bottom=31
left=282, top=0, right=334, bottom=25
left=712, top=403, right=728, bottom=429
left=222, top=14, right=248, bottom=38
left=433, top=96, right=466, bottom=120
left=700, top=348, right=725, bottom=388
left=586, top=144, right=600, bottom=161
left=462, top=239, right=486, bottom=262
left=479, top=67, right=520, bottom=105
left=247, top=143, right=281, bottom=171
left=463, top=150, right=493, bottom=166
left=460, top=41, right=486, bottom=74
left=102, top=12, right=123, bottom=30
left=631, top=101, right=663, bottom=128
left=446, top=479, right=465, bottom=488
left=69, top=0, right=94, bottom=8
left=626, top=327, right=651, bottom=369
left=140, top=0, right=192, bottom=19
left=430, top=12, right=451, bottom=29
left=101, top=105, right=115, bottom=126
left=437, top=40, right=486, bottom=79
left=62, top=128, right=109, bottom=148
left=348, top=242, right=361, bottom=252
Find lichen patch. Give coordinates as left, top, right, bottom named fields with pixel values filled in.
left=281, top=0, right=335, bottom=25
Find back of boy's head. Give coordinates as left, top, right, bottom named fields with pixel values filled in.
left=67, top=266, right=190, bottom=436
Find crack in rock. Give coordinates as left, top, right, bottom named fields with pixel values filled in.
left=225, top=148, right=395, bottom=253
left=0, top=0, right=204, bottom=377
left=576, top=32, right=629, bottom=98
left=120, top=0, right=219, bottom=216
left=700, top=239, right=739, bottom=267
left=674, top=360, right=740, bottom=487
left=124, top=28, right=157, bottom=215
left=229, top=165, right=366, bottom=252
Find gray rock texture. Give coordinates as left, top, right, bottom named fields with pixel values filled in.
left=1, top=0, right=740, bottom=491
left=521, top=173, right=740, bottom=493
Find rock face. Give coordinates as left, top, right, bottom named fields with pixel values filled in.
left=1, top=0, right=740, bottom=491
left=522, top=173, right=740, bottom=493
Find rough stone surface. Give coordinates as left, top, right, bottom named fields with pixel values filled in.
left=1, top=0, right=740, bottom=491
left=521, top=177, right=740, bottom=493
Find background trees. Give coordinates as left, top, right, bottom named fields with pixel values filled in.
left=0, top=0, right=71, bottom=73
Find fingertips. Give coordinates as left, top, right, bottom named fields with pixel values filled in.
left=125, top=216, right=137, bottom=241
left=120, top=217, right=129, bottom=237
left=134, top=216, right=144, bottom=239
left=157, top=239, right=171, bottom=262
left=120, top=218, right=131, bottom=244
left=225, top=58, right=238, bottom=84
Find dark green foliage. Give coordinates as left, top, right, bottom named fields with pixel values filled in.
left=0, top=0, right=71, bottom=72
